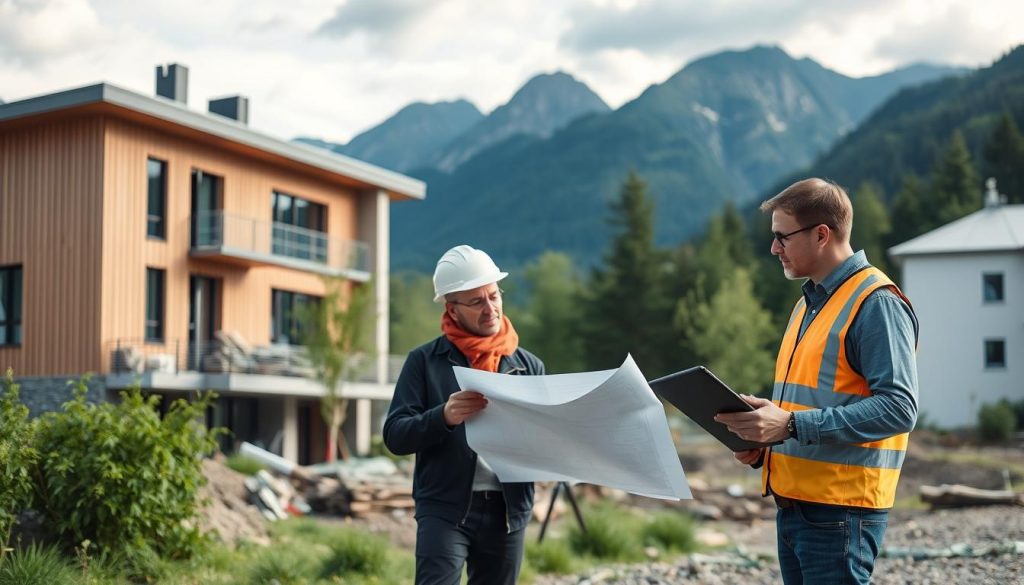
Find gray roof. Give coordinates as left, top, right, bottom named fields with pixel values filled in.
left=0, top=83, right=425, bottom=200
left=889, top=204, right=1024, bottom=258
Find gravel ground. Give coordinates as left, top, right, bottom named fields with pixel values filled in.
left=533, top=505, right=1024, bottom=585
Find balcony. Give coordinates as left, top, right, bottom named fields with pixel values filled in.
left=190, top=211, right=371, bottom=281
left=106, top=336, right=406, bottom=401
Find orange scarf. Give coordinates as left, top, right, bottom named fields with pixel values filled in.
left=441, top=312, right=519, bottom=372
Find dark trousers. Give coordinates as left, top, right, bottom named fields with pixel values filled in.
left=415, top=491, right=526, bottom=585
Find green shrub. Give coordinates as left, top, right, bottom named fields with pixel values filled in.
left=567, top=503, right=643, bottom=562
left=246, top=545, right=319, bottom=585
left=978, top=400, right=1016, bottom=442
left=320, top=526, right=388, bottom=578
left=641, top=512, right=696, bottom=553
left=1009, top=399, right=1024, bottom=431
left=0, top=369, right=38, bottom=556
left=525, top=538, right=576, bottom=574
left=33, top=377, right=219, bottom=561
left=0, top=543, right=77, bottom=585
left=225, top=454, right=264, bottom=476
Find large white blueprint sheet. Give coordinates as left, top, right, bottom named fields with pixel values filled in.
left=454, top=355, right=691, bottom=500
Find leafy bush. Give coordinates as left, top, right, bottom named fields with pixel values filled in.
left=246, top=545, right=319, bottom=585
left=978, top=400, right=1017, bottom=442
left=641, top=512, right=696, bottom=553
left=0, top=543, right=77, bottom=585
left=320, top=526, right=388, bottom=578
left=33, top=377, right=218, bottom=561
left=0, top=369, right=38, bottom=555
left=568, top=503, right=643, bottom=561
left=224, top=454, right=264, bottom=476
left=525, top=538, right=576, bottom=574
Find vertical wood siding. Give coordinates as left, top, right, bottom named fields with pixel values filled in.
left=1, top=111, right=364, bottom=376
left=101, top=116, right=362, bottom=372
left=0, top=117, right=105, bottom=376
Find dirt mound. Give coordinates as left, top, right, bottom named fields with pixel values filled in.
left=197, top=456, right=270, bottom=547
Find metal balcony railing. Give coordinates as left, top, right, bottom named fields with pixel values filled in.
left=108, top=336, right=406, bottom=384
left=191, top=211, right=371, bottom=277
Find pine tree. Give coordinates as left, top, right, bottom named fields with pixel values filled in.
left=389, top=272, right=442, bottom=355
left=676, top=268, right=775, bottom=395
left=691, top=202, right=755, bottom=298
left=931, top=130, right=981, bottom=226
left=983, top=112, right=1024, bottom=203
left=582, top=172, right=673, bottom=375
left=851, top=181, right=892, bottom=275
left=517, top=252, right=585, bottom=374
left=889, top=174, right=926, bottom=246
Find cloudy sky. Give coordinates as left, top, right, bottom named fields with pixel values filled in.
left=1, top=0, right=1021, bottom=143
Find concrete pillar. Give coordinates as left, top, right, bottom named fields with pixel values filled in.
left=356, top=189, right=391, bottom=456
left=355, top=398, right=372, bottom=455
left=282, top=396, right=298, bottom=463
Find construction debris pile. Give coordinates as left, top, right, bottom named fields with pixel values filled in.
left=196, top=456, right=272, bottom=547
left=198, top=441, right=415, bottom=546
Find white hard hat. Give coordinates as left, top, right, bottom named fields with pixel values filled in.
left=433, top=245, right=508, bottom=302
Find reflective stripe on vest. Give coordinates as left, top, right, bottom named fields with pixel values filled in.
left=761, top=266, right=912, bottom=509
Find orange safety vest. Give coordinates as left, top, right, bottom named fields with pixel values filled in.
left=762, top=265, right=913, bottom=509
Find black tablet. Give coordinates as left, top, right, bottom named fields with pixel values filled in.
left=649, top=365, right=780, bottom=452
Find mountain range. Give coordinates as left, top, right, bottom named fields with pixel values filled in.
left=297, top=45, right=963, bottom=272
left=772, top=45, right=1024, bottom=200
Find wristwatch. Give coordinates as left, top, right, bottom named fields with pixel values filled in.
left=786, top=412, right=798, bottom=440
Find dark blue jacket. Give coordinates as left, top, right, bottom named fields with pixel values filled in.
left=383, top=335, right=545, bottom=531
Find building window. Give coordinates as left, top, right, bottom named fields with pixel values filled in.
left=982, top=273, right=1004, bottom=303
left=0, top=265, right=23, bottom=346
left=984, top=339, right=1006, bottom=369
left=191, top=169, right=222, bottom=247
left=146, top=268, right=165, bottom=342
left=271, top=289, right=320, bottom=345
left=147, top=158, right=167, bottom=239
left=271, top=192, right=327, bottom=262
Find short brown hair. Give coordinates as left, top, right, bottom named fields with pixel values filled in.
left=759, top=178, right=852, bottom=242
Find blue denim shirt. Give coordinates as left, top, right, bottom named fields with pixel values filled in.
left=791, top=251, right=919, bottom=445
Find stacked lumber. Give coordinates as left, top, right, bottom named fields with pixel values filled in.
left=346, top=481, right=415, bottom=517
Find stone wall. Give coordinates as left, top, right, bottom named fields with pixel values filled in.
left=4, top=375, right=107, bottom=418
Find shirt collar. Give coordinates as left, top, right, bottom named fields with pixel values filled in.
left=801, top=250, right=869, bottom=302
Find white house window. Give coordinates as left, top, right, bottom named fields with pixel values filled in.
left=982, top=273, right=1004, bottom=303
left=984, top=339, right=1006, bottom=369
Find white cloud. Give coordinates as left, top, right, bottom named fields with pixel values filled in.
left=0, top=0, right=106, bottom=63
left=0, top=0, right=1021, bottom=142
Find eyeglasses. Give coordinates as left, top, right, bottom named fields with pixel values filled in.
left=772, top=225, right=817, bottom=249
left=447, top=288, right=504, bottom=310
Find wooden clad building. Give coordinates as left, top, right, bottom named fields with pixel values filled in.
left=0, top=66, right=425, bottom=463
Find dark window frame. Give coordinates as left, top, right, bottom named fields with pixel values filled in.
left=146, top=268, right=166, bottom=343
left=271, top=289, right=321, bottom=345
left=982, top=272, right=1005, bottom=303
left=984, top=338, right=1006, bottom=369
left=0, top=265, right=23, bottom=346
left=271, top=191, right=328, bottom=262
left=147, top=157, right=168, bottom=239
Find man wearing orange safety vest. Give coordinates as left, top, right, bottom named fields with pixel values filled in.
left=715, top=178, right=918, bottom=584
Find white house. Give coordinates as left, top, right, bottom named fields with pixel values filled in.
left=889, top=180, right=1024, bottom=429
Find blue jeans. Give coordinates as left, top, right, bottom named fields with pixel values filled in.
left=415, top=491, right=526, bottom=585
left=777, top=501, right=888, bottom=584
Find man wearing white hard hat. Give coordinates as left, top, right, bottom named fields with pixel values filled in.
left=384, top=245, right=545, bottom=585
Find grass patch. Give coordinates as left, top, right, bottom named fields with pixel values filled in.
left=320, top=527, right=389, bottom=578
left=641, top=511, right=697, bottom=553
left=525, top=538, right=576, bottom=575
left=568, top=503, right=645, bottom=562
left=246, top=543, right=321, bottom=585
left=0, top=543, right=78, bottom=585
